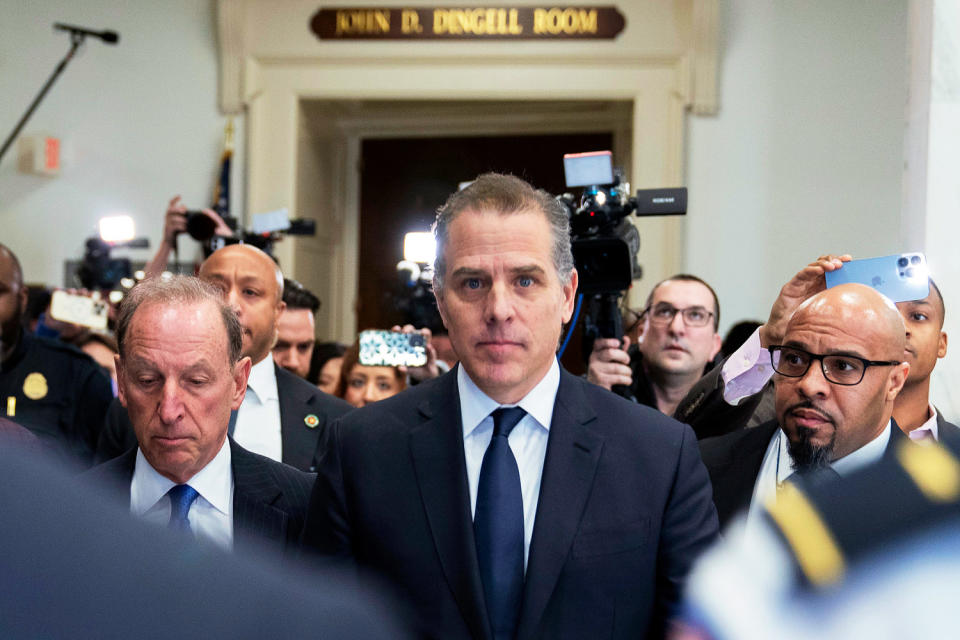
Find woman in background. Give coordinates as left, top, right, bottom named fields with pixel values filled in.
left=334, top=341, right=406, bottom=408
left=308, top=341, right=346, bottom=395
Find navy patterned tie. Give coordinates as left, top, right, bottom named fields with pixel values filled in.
left=167, top=484, right=199, bottom=533
left=474, top=406, right=527, bottom=640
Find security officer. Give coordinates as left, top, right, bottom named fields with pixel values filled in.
left=680, top=439, right=960, bottom=640
left=0, top=244, right=112, bottom=469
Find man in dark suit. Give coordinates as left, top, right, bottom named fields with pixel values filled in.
left=87, top=275, right=313, bottom=555
left=96, top=244, right=352, bottom=471
left=303, top=173, right=719, bottom=640
left=677, top=258, right=959, bottom=445
left=699, top=282, right=912, bottom=532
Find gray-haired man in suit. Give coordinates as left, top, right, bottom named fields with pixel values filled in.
left=86, top=276, right=312, bottom=556
left=304, top=173, right=718, bottom=639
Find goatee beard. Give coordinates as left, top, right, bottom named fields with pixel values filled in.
left=788, top=426, right=833, bottom=473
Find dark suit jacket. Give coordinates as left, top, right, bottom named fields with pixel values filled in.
left=95, top=362, right=352, bottom=471
left=937, top=412, right=960, bottom=451
left=85, top=438, right=314, bottom=556
left=699, top=419, right=910, bottom=530
left=2, top=446, right=407, bottom=638
left=674, top=355, right=775, bottom=439
left=303, top=366, right=719, bottom=640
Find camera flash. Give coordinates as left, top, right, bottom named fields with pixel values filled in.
left=404, top=232, right=436, bottom=264
left=98, top=215, right=135, bottom=244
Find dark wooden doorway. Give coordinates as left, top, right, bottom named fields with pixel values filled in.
left=357, top=132, right=614, bottom=374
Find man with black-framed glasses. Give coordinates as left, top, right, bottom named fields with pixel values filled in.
left=697, top=282, right=911, bottom=534
left=587, top=274, right=721, bottom=416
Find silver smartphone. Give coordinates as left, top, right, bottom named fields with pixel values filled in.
left=824, top=253, right=930, bottom=303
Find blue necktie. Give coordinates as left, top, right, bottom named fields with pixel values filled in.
left=474, top=406, right=527, bottom=640
left=167, top=484, right=199, bottom=533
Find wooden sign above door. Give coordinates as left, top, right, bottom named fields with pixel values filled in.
left=310, top=6, right=625, bottom=40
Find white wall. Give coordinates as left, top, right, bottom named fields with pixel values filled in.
left=1, top=0, right=915, bottom=326
left=0, top=0, right=242, bottom=286
left=686, top=0, right=909, bottom=333
left=926, top=0, right=960, bottom=418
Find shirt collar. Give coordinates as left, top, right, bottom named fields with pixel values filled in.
left=832, top=420, right=891, bottom=475
left=131, top=436, right=233, bottom=516
left=246, top=357, right=279, bottom=403
left=459, top=358, right=561, bottom=439
left=909, top=404, right=939, bottom=441
left=777, top=419, right=892, bottom=483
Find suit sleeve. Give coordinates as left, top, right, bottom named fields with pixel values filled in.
left=653, top=423, right=719, bottom=635
left=301, top=418, right=355, bottom=562
left=673, top=357, right=767, bottom=440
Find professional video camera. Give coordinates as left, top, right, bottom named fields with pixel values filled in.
left=178, top=207, right=317, bottom=259
left=393, top=260, right=444, bottom=333
left=557, top=150, right=687, bottom=398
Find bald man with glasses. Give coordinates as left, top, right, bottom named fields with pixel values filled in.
left=698, top=283, right=912, bottom=533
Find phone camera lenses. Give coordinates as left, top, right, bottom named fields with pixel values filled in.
left=905, top=267, right=916, bottom=278
left=897, top=257, right=908, bottom=268
left=409, top=334, right=426, bottom=347
left=910, top=255, right=921, bottom=265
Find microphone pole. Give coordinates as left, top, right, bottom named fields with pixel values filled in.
left=0, top=25, right=117, bottom=164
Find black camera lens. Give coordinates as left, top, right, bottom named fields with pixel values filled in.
left=897, top=257, right=909, bottom=268
left=185, top=211, right=217, bottom=241
left=910, top=255, right=921, bottom=265
left=409, top=334, right=426, bottom=348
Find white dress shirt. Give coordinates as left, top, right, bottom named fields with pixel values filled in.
left=232, top=356, right=282, bottom=462
left=459, top=359, right=559, bottom=571
left=743, top=421, right=892, bottom=535
left=130, top=436, right=234, bottom=550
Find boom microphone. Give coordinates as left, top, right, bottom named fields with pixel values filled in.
left=54, top=23, right=119, bottom=44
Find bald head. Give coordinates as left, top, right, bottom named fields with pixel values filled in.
left=789, top=283, right=906, bottom=359
left=200, top=244, right=283, bottom=302
left=0, top=244, right=23, bottom=290
left=0, top=244, right=27, bottom=361
left=776, top=282, right=910, bottom=467
left=198, top=244, right=286, bottom=365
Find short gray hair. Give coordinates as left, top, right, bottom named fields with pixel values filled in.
left=431, top=173, right=574, bottom=294
left=116, top=276, right=243, bottom=364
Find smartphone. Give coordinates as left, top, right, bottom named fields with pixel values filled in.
left=49, top=290, right=109, bottom=330
left=358, top=330, right=428, bottom=368
left=824, top=253, right=930, bottom=303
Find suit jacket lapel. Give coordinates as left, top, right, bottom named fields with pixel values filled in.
left=708, top=422, right=778, bottom=528
left=409, top=370, right=491, bottom=640
left=884, top=418, right=908, bottom=455
left=275, top=364, right=315, bottom=469
left=516, top=371, right=603, bottom=640
left=95, top=447, right=138, bottom=504
left=230, top=439, right=287, bottom=552
left=935, top=411, right=960, bottom=451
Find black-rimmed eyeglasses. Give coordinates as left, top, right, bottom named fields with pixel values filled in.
left=642, top=303, right=714, bottom=328
left=768, top=345, right=901, bottom=386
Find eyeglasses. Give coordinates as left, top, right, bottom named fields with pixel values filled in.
left=643, top=303, right=714, bottom=328
left=768, top=345, right=901, bottom=386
